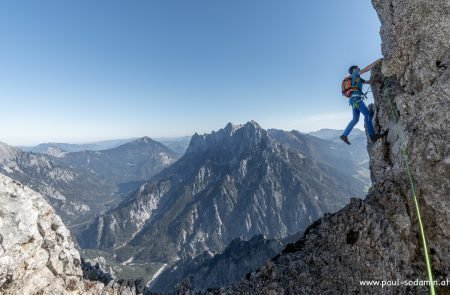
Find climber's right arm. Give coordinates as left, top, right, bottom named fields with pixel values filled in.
left=360, top=58, right=382, bottom=74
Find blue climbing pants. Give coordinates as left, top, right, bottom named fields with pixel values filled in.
left=342, top=96, right=375, bottom=137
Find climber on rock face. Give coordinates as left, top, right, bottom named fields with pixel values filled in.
left=340, top=58, right=386, bottom=145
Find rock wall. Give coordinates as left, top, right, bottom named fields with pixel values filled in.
left=218, top=0, right=449, bottom=294
left=0, top=174, right=87, bottom=294
left=0, top=173, right=146, bottom=295
left=370, top=0, right=450, bottom=280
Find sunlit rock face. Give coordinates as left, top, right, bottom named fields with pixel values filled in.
left=0, top=174, right=86, bottom=294
left=0, top=174, right=147, bottom=295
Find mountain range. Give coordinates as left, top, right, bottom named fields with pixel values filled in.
left=19, top=138, right=138, bottom=153
left=18, top=136, right=191, bottom=157
left=0, top=137, right=178, bottom=231
left=78, top=121, right=369, bottom=285
left=55, top=137, right=178, bottom=193
left=269, top=129, right=370, bottom=188
left=1, top=124, right=372, bottom=288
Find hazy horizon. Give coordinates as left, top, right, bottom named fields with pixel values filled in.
left=9, top=124, right=365, bottom=147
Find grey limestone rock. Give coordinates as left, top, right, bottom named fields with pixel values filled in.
left=0, top=174, right=147, bottom=295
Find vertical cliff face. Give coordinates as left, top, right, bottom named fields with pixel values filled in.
left=224, top=0, right=449, bottom=294
left=370, top=0, right=450, bottom=278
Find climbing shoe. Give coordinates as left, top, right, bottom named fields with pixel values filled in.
left=370, top=134, right=384, bottom=142
left=370, top=130, right=388, bottom=143
left=340, top=135, right=351, bottom=145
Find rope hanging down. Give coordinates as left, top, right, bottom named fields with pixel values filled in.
left=382, top=89, right=435, bottom=295
left=401, top=149, right=435, bottom=295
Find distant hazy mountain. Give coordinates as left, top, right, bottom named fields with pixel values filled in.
left=41, top=145, right=67, bottom=157
left=0, top=137, right=178, bottom=230
left=308, top=128, right=368, bottom=165
left=55, top=137, right=178, bottom=189
left=19, top=138, right=137, bottom=153
left=308, top=128, right=364, bottom=141
left=150, top=232, right=303, bottom=292
left=20, top=136, right=191, bottom=159
left=79, top=121, right=367, bottom=274
left=0, top=141, right=117, bottom=227
left=268, top=129, right=370, bottom=187
left=155, top=136, right=191, bottom=157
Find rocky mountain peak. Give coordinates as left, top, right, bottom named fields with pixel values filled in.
left=223, top=120, right=261, bottom=134
left=116, top=137, right=177, bottom=161
left=123, top=136, right=158, bottom=147
left=135, top=136, right=153, bottom=143
left=187, top=120, right=269, bottom=155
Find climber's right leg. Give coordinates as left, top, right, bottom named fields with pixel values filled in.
left=341, top=105, right=361, bottom=145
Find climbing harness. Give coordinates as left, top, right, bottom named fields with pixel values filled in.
left=382, top=89, right=435, bottom=295
left=351, top=97, right=363, bottom=109
left=350, top=86, right=371, bottom=109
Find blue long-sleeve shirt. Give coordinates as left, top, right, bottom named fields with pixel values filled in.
left=351, top=69, right=365, bottom=96
left=349, top=69, right=366, bottom=106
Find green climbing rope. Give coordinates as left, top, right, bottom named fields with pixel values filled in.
left=381, top=88, right=435, bottom=294
left=401, top=149, right=435, bottom=295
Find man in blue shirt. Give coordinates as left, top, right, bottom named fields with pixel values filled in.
left=340, top=59, right=386, bottom=145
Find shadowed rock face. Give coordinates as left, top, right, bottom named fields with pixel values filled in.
left=217, top=0, right=450, bottom=294
left=150, top=234, right=298, bottom=293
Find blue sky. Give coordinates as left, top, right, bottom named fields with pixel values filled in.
left=0, top=0, right=381, bottom=145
